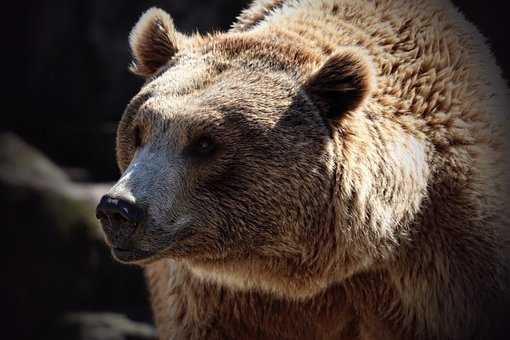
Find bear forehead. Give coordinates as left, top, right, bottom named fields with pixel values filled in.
left=132, top=55, right=300, bottom=122
left=147, top=52, right=295, bottom=94
left=142, top=56, right=212, bottom=97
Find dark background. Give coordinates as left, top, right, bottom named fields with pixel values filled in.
left=2, top=1, right=509, bottom=340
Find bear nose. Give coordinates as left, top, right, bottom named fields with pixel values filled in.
left=96, top=195, right=145, bottom=242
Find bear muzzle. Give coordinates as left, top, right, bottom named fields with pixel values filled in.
left=96, top=194, right=153, bottom=262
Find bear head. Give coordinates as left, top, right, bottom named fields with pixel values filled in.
left=97, top=8, right=428, bottom=298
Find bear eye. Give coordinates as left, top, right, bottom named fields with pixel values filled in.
left=133, top=125, right=143, bottom=148
left=187, top=135, right=217, bottom=158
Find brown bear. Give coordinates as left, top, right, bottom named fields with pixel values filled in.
left=96, top=0, right=510, bottom=339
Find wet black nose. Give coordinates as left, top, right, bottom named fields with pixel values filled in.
left=96, top=195, right=145, bottom=238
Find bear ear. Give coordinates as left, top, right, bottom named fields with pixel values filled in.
left=129, top=8, right=180, bottom=78
left=304, top=48, right=376, bottom=121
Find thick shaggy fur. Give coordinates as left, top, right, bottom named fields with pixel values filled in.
left=108, top=1, right=510, bottom=339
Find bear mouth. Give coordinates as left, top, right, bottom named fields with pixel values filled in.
left=111, top=246, right=155, bottom=264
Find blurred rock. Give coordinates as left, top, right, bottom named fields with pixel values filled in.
left=0, top=132, right=107, bottom=238
left=52, top=313, right=157, bottom=340
left=0, top=133, right=152, bottom=340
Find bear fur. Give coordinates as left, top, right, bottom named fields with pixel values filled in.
left=104, top=1, right=510, bottom=339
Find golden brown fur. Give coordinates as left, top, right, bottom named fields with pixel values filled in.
left=106, top=0, right=510, bottom=339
